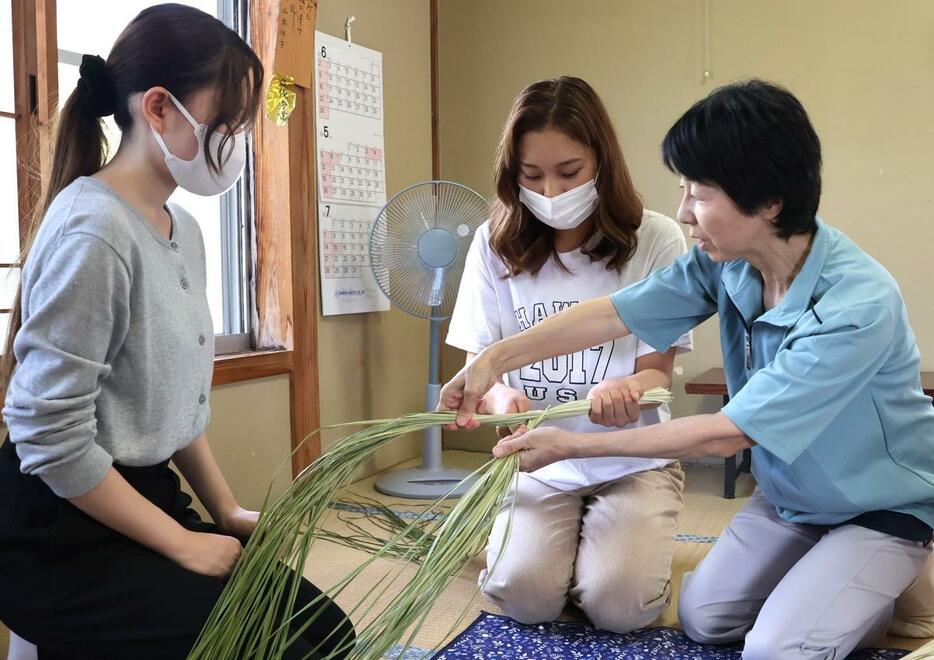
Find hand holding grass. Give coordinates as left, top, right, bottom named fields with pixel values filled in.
left=587, top=377, right=644, bottom=427
left=492, top=425, right=573, bottom=471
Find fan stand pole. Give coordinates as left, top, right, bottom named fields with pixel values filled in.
left=374, top=316, right=478, bottom=499
left=422, top=316, right=445, bottom=471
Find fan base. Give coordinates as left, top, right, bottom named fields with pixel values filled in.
left=374, top=467, right=477, bottom=499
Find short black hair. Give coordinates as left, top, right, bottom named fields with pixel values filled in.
left=662, top=79, right=822, bottom=239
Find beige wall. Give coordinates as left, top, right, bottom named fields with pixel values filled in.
left=201, top=376, right=293, bottom=512
left=438, top=0, right=934, bottom=450
left=314, top=1, right=434, bottom=475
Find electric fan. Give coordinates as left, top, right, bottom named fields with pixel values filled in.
left=370, top=180, right=489, bottom=499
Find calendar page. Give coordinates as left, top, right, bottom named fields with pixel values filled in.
left=314, top=31, right=389, bottom=315
left=318, top=143, right=384, bottom=205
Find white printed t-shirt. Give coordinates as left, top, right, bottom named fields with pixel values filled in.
left=446, top=211, right=692, bottom=490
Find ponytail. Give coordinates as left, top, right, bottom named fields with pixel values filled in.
left=1, top=55, right=112, bottom=403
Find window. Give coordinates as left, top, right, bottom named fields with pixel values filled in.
left=0, top=0, right=253, bottom=355
left=0, top=0, right=19, bottom=349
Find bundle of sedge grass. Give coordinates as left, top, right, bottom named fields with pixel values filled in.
left=189, top=388, right=672, bottom=660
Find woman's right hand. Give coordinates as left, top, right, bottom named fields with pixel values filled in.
left=438, top=349, right=504, bottom=429
left=171, top=529, right=243, bottom=578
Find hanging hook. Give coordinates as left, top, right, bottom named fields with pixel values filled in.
left=345, top=15, right=356, bottom=46
left=702, top=0, right=712, bottom=84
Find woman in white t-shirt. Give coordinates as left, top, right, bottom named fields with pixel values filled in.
left=446, top=77, right=691, bottom=634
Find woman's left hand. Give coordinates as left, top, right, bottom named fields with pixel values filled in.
left=587, top=377, right=643, bottom=427
left=492, top=426, right=574, bottom=471
left=218, top=506, right=259, bottom=542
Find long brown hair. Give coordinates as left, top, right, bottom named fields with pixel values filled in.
left=490, top=76, right=643, bottom=276
left=1, top=3, right=263, bottom=402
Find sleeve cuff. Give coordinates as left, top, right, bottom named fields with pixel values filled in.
left=635, top=341, right=659, bottom=359
left=721, top=400, right=802, bottom=465
left=444, top=333, right=489, bottom=355
left=635, top=333, right=693, bottom=359
left=611, top=293, right=678, bottom=354
left=31, top=441, right=114, bottom=499
left=675, top=332, right=694, bottom=354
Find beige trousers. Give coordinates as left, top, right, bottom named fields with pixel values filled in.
left=892, top=553, right=934, bottom=638
left=481, top=462, right=685, bottom=634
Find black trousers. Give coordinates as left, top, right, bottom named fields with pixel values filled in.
left=0, top=439, right=355, bottom=659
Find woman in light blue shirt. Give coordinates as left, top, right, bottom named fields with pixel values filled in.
left=439, top=80, right=934, bottom=659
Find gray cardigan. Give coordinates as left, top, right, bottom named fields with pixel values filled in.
left=3, top=177, right=215, bottom=498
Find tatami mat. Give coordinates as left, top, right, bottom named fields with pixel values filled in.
left=304, top=453, right=925, bottom=654
left=0, top=454, right=924, bottom=657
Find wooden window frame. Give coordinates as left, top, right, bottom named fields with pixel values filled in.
left=9, top=0, right=321, bottom=476
left=11, top=0, right=55, bottom=234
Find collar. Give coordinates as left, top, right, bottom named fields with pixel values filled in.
left=721, top=218, right=829, bottom=328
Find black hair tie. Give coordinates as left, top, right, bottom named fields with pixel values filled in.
left=77, top=54, right=117, bottom=118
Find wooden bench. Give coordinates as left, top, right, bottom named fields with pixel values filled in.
left=684, top=368, right=934, bottom=499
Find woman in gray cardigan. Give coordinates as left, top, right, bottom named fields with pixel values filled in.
left=0, top=5, right=353, bottom=659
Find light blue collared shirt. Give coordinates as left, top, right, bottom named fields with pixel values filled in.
left=610, top=219, right=934, bottom=527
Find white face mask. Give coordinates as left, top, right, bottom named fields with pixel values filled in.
left=518, top=178, right=599, bottom=230
left=150, top=91, right=247, bottom=196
